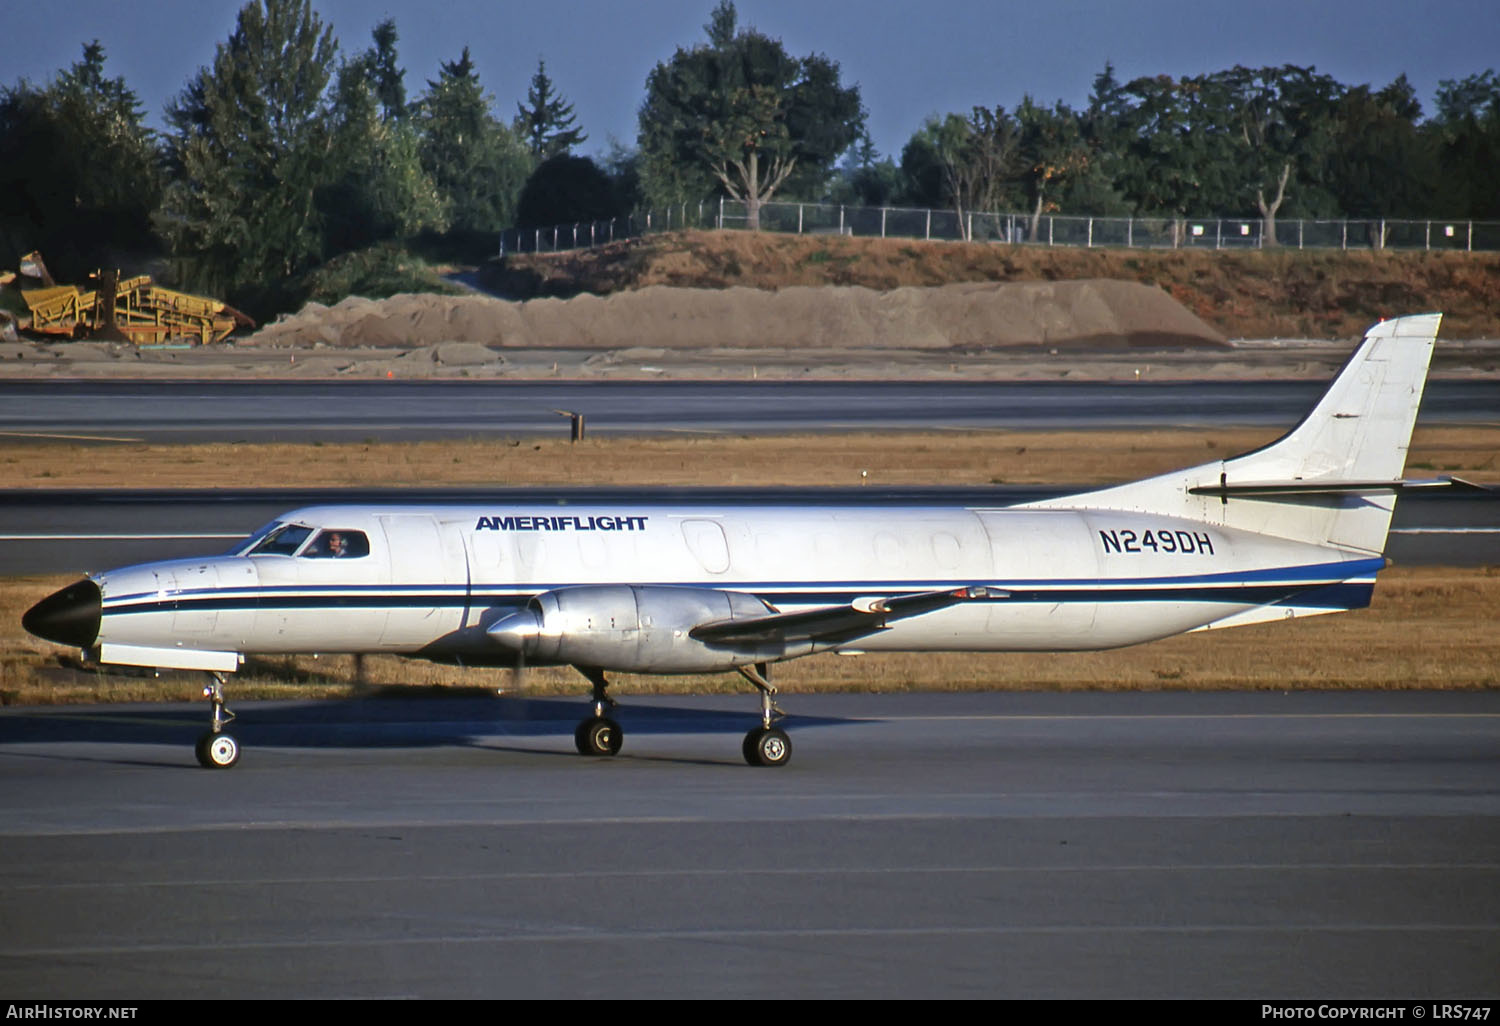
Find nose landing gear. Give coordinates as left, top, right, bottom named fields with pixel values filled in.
left=195, top=671, right=240, bottom=769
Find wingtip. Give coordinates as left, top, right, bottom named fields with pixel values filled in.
left=1364, top=312, right=1443, bottom=341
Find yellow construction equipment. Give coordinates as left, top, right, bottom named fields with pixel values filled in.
left=13, top=252, right=253, bottom=344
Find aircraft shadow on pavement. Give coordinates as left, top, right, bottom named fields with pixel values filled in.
left=0, top=693, right=855, bottom=751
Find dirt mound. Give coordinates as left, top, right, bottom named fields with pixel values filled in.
left=496, top=229, right=1500, bottom=341
left=243, top=279, right=1224, bottom=353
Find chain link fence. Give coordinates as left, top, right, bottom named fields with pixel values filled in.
left=501, top=198, right=1500, bottom=256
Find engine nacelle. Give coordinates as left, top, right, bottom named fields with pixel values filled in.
left=487, top=585, right=790, bottom=673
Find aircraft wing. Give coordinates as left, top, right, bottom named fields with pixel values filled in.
left=689, top=586, right=1002, bottom=647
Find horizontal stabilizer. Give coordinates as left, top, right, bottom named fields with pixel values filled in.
left=1188, top=476, right=1489, bottom=499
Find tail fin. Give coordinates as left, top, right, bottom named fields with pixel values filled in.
left=1022, top=313, right=1442, bottom=555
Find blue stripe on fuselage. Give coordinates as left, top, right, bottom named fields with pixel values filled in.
left=101, top=561, right=1380, bottom=619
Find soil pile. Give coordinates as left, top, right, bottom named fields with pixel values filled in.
left=496, top=229, right=1500, bottom=341
left=242, top=279, right=1225, bottom=353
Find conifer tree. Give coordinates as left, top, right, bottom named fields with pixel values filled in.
left=323, top=30, right=446, bottom=251
left=159, top=0, right=337, bottom=311
left=414, top=47, right=530, bottom=233
left=368, top=18, right=407, bottom=120
left=0, top=41, right=160, bottom=275
left=516, top=58, right=586, bottom=160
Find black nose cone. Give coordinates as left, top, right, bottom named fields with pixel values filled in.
left=23, top=579, right=102, bottom=648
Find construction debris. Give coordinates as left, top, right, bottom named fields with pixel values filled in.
left=8, top=252, right=253, bottom=344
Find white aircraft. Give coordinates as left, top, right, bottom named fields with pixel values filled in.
left=24, top=314, right=1448, bottom=769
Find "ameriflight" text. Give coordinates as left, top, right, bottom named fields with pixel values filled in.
left=475, top=515, right=650, bottom=532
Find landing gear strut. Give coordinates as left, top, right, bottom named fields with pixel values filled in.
left=738, top=662, right=791, bottom=767
left=194, top=671, right=240, bottom=769
left=573, top=667, right=623, bottom=756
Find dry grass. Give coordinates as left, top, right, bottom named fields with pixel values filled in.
left=2, top=425, right=1496, bottom=490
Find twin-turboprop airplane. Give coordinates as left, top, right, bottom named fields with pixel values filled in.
left=25, top=314, right=1448, bottom=768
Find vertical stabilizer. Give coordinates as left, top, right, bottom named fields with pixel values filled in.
left=1021, top=314, right=1442, bottom=555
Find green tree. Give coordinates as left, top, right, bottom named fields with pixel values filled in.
left=515, top=58, right=586, bottom=159
left=1217, top=65, right=1344, bottom=244
left=1106, top=66, right=1343, bottom=240
left=825, top=130, right=900, bottom=206
left=368, top=18, right=407, bottom=120
left=1429, top=70, right=1500, bottom=218
left=638, top=2, right=863, bottom=230
left=598, top=139, right=645, bottom=214
left=414, top=47, right=531, bottom=235
left=159, top=0, right=337, bottom=312
left=322, top=34, right=447, bottom=252
left=897, top=124, right=945, bottom=208
left=704, top=0, right=737, bottom=48
left=898, top=109, right=1018, bottom=239
left=1327, top=76, right=1434, bottom=219
left=1072, top=63, right=1132, bottom=216
left=0, top=42, right=162, bottom=277
left=1110, top=73, right=1241, bottom=233
left=515, top=154, right=620, bottom=228
left=1014, top=99, right=1084, bottom=239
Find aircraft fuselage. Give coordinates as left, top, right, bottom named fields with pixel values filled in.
left=61, top=504, right=1377, bottom=674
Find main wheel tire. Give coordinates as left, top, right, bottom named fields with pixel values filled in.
left=575, top=716, right=623, bottom=756
left=741, top=727, right=763, bottom=765
left=743, top=726, right=791, bottom=767
left=195, top=731, right=240, bottom=769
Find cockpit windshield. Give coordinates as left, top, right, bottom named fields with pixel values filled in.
left=246, top=523, right=314, bottom=556
left=228, top=520, right=282, bottom=556
left=237, top=523, right=371, bottom=559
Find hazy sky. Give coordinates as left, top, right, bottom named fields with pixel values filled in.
left=13, top=0, right=1499, bottom=160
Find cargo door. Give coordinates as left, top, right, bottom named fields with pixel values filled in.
left=379, top=515, right=469, bottom=647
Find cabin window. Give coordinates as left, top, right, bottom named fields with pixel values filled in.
left=472, top=533, right=505, bottom=569
left=516, top=535, right=547, bottom=568
left=681, top=519, right=730, bottom=574
left=931, top=532, right=963, bottom=569
left=247, top=524, right=314, bottom=556
left=874, top=532, right=905, bottom=568
left=302, top=529, right=370, bottom=559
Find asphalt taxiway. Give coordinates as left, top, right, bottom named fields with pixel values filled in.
left=3, top=378, right=1498, bottom=442
left=1, top=690, right=1496, bottom=998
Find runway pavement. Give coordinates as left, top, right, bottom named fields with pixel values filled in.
left=2, top=378, right=1497, bottom=443
left=0, top=690, right=1496, bottom=999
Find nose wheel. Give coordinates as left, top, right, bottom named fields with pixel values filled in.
left=195, top=671, right=240, bottom=769
left=195, top=730, right=240, bottom=769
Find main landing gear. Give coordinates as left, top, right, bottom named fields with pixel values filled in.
left=570, top=663, right=793, bottom=766
left=738, top=662, right=791, bottom=768
left=574, top=667, right=623, bottom=757
left=194, top=671, right=240, bottom=769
